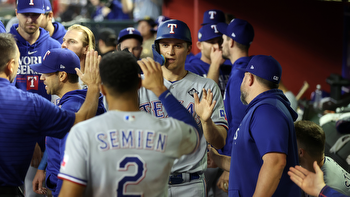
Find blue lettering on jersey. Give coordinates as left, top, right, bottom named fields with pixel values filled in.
left=136, top=130, right=143, bottom=149
left=152, top=101, right=164, bottom=118
left=139, top=102, right=151, bottom=113
left=121, top=130, right=134, bottom=148
left=97, top=130, right=167, bottom=152
left=96, top=133, right=109, bottom=150
left=110, top=131, right=119, bottom=149
left=145, top=131, right=155, bottom=150
left=155, top=133, right=167, bottom=153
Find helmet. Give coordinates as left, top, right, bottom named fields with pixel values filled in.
left=155, top=19, right=192, bottom=44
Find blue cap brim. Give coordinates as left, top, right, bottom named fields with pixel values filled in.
left=17, top=8, right=45, bottom=14
left=199, top=33, right=222, bottom=42
left=30, top=63, right=56, bottom=74
left=216, top=23, right=228, bottom=36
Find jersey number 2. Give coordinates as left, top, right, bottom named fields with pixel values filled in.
left=117, top=155, right=146, bottom=197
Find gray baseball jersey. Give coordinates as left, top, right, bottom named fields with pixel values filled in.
left=138, top=72, right=228, bottom=174
left=57, top=111, right=199, bottom=197
left=322, top=156, right=350, bottom=195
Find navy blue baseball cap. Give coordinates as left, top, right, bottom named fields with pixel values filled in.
left=198, top=24, right=222, bottom=42
left=44, top=0, right=52, bottom=13
left=152, top=15, right=171, bottom=32
left=238, top=55, right=282, bottom=84
left=17, top=0, right=45, bottom=14
left=201, top=9, right=226, bottom=25
left=30, top=48, right=80, bottom=74
left=217, top=18, right=254, bottom=45
left=156, top=19, right=192, bottom=44
left=117, top=27, right=143, bottom=44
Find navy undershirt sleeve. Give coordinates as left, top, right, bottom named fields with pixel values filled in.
left=159, top=90, right=201, bottom=134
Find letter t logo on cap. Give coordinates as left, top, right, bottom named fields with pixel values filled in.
left=167, top=24, right=177, bottom=34
left=209, top=11, right=217, bottom=19
left=126, top=27, right=135, bottom=34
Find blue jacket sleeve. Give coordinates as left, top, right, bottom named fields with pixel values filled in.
left=158, top=90, right=201, bottom=136
left=319, top=185, right=348, bottom=197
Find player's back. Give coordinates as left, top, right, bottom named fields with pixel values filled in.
left=58, top=110, right=198, bottom=197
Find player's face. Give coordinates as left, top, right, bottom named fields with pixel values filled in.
left=119, top=38, right=143, bottom=59
left=40, top=72, right=60, bottom=95
left=221, top=34, right=231, bottom=60
left=16, top=12, right=43, bottom=35
left=137, top=21, right=152, bottom=37
left=39, top=13, right=50, bottom=30
left=240, top=72, right=249, bottom=105
left=158, top=38, right=191, bottom=71
left=9, top=47, right=20, bottom=83
left=200, top=37, right=223, bottom=61
left=62, top=30, right=87, bottom=60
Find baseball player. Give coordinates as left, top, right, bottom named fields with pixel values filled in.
left=189, top=9, right=227, bottom=62
left=10, top=0, right=61, bottom=101
left=138, top=19, right=228, bottom=196
left=29, top=48, right=106, bottom=196
left=32, top=24, right=98, bottom=192
left=117, top=27, right=143, bottom=60
left=58, top=51, right=200, bottom=196
left=0, top=33, right=101, bottom=196
left=40, top=0, right=67, bottom=44
left=185, top=24, right=231, bottom=95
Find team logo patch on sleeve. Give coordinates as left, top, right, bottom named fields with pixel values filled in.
left=220, top=109, right=226, bottom=118
left=61, top=154, right=69, bottom=169
left=188, top=88, right=199, bottom=97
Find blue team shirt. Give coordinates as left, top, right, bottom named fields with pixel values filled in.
left=46, top=89, right=106, bottom=197
left=229, top=89, right=300, bottom=197
left=221, top=56, right=251, bottom=156
left=9, top=24, right=61, bottom=101
left=0, top=78, right=75, bottom=186
left=185, top=55, right=231, bottom=95
left=0, top=21, right=5, bottom=33
left=51, top=22, right=67, bottom=44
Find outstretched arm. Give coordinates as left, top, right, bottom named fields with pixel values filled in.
left=194, top=89, right=227, bottom=149
left=74, top=50, right=101, bottom=125
left=288, top=161, right=326, bottom=197
left=208, top=146, right=231, bottom=171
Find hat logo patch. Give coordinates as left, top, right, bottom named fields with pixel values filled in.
left=273, top=76, right=279, bottom=81
left=211, top=25, right=219, bottom=33
left=126, top=27, right=135, bottom=34
left=46, top=6, right=50, bottom=10
left=231, top=32, right=236, bottom=38
left=209, top=11, right=217, bottom=19
left=198, top=32, right=202, bottom=39
left=60, top=64, right=65, bottom=69
left=250, top=65, right=254, bottom=69
left=29, top=0, right=34, bottom=5
left=167, top=24, right=177, bottom=34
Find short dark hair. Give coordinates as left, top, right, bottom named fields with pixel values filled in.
left=295, top=120, right=325, bottom=159
left=98, top=28, right=117, bottom=47
left=66, top=73, right=79, bottom=83
left=254, top=74, right=279, bottom=89
left=99, top=51, right=140, bottom=95
left=0, top=33, right=17, bottom=72
left=235, top=41, right=250, bottom=52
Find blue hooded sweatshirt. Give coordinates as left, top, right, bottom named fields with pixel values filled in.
left=46, top=89, right=106, bottom=197
left=51, top=22, right=67, bottom=44
left=10, top=24, right=61, bottom=101
left=229, top=89, right=300, bottom=197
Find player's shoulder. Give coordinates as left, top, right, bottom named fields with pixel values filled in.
left=185, top=71, right=219, bottom=87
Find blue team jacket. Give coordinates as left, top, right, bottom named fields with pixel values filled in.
left=46, top=90, right=106, bottom=197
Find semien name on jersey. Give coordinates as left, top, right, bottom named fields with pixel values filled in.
left=96, top=129, right=167, bottom=152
